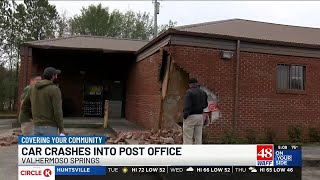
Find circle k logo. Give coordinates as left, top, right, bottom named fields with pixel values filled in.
left=43, top=169, right=52, bottom=177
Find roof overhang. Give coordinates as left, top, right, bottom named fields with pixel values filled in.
left=135, top=28, right=320, bottom=60
left=136, top=28, right=320, bottom=55
left=171, top=30, right=320, bottom=49
left=22, top=43, right=136, bottom=54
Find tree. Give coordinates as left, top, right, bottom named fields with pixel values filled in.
left=56, top=10, right=70, bottom=37
left=17, top=0, right=59, bottom=41
left=158, top=20, right=177, bottom=35
left=0, top=1, right=177, bottom=111
left=0, top=0, right=18, bottom=111
left=69, top=3, right=176, bottom=40
left=69, top=4, right=128, bottom=37
left=0, top=0, right=14, bottom=67
left=0, top=0, right=60, bottom=111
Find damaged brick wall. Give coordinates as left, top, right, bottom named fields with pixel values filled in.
left=170, top=44, right=320, bottom=142
left=170, top=45, right=236, bottom=142
left=160, top=62, right=189, bottom=129
left=126, top=52, right=162, bottom=130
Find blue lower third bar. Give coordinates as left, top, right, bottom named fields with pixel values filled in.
left=55, top=166, right=106, bottom=175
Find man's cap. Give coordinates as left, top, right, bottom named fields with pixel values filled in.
left=189, top=78, right=198, bottom=84
left=43, top=67, right=61, bottom=78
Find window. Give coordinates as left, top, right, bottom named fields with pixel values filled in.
left=277, top=64, right=305, bottom=90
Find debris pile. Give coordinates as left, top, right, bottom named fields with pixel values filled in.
left=106, top=128, right=183, bottom=144
left=0, top=129, right=20, bottom=147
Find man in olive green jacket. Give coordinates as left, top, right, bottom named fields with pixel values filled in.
left=19, top=74, right=42, bottom=135
left=21, top=67, right=65, bottom=136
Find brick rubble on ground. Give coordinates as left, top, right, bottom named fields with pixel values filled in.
left=0, top=128, right=21, bottom=147
left=106, top=128, right=183, bottom=144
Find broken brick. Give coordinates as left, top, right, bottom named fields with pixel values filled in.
left=160, top=137, right=175, bottom=144
left=126, top=133, right=133, bottom=139
left=132, top=134, right=140, bottom=140
left=114, top=136, right=123, bottom=144
left=149, top=135, right=157, bottom=140
left=13, top=129, right=21, bottom=133
left=162, top=130, right=168, bottom=134
left=0, top=142, right=10, bottom=146
left=11, top=139, right=18, bottom=144
left=138, top=135, right=145, bottom=140
left=112, top=127, right=183, bottom=145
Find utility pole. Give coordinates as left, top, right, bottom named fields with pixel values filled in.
left=153, top=0, right=160, bottom=38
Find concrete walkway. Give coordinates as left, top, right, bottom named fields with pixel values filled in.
left=108, top=118, right=144, bottom=133
left=0, top=146, right=18, bottom=180
left=0, top=119, right=14, bottom=134
left=64, top=117, right=104, bottom=128
left=303, top=146, right=320, bottom=167
left=303, top=146, right=320, bottom=160
left=63, top=118, right=145, bottom=133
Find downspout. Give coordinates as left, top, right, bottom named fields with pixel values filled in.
left=233, top=40, right=241, bottom=136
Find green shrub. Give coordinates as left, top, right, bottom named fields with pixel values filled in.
left=264, top=128, right=277, bottom=144
left=236, top=138, right=249, bottom=144
left=245, top=129, right=257, bottom=144
left=220, top=131, right=236, bottom=144
left=202, top=130, right=213, bottom=144
left=308, top=128, right=320, bottom=143
left=288, top=126, right=302, bottom=143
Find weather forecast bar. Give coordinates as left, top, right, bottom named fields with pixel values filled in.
left=52, top=166, right=301, bottom=180
left=103, top=166, right=301, bottom=175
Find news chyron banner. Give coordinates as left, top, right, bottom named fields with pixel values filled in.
left=18, top=136, right=302, bottom=180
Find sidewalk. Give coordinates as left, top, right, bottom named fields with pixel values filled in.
left=0, top=127, right=114, bottom=138
left=108, top=118, right=144, bottom=133
left=303, top=146, right=320, bottom=167
left=64, top=118, right=104, bottom=128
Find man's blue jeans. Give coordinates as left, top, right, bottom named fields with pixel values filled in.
left=34, top=126, right=58, bottom=136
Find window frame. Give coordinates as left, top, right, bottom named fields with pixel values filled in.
left=276, top=63, right=306, bottom=94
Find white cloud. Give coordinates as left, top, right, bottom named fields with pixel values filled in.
left=186, top=167, right=194, bottom=172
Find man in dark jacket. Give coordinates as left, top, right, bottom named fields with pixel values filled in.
left=183, top=78, right=208, bottom=144
left=21, top=67, right=64, bottom=136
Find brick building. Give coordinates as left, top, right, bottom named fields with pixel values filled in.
left=19, top=19, right=320, bottom=142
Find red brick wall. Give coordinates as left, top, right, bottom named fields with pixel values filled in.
left=18, top=46, right=36, bottom=110
left=126, top=52, right=162, bottom=129
left=170, top=45, right=320, bottom=142
left=18, top=47, right=27, bottom=107
left=170, top=45, right=236, bottom=141
left=238, top=52, right=320, bottom=141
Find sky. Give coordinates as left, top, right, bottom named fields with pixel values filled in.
left=49, top=1, right=320, bottom=28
